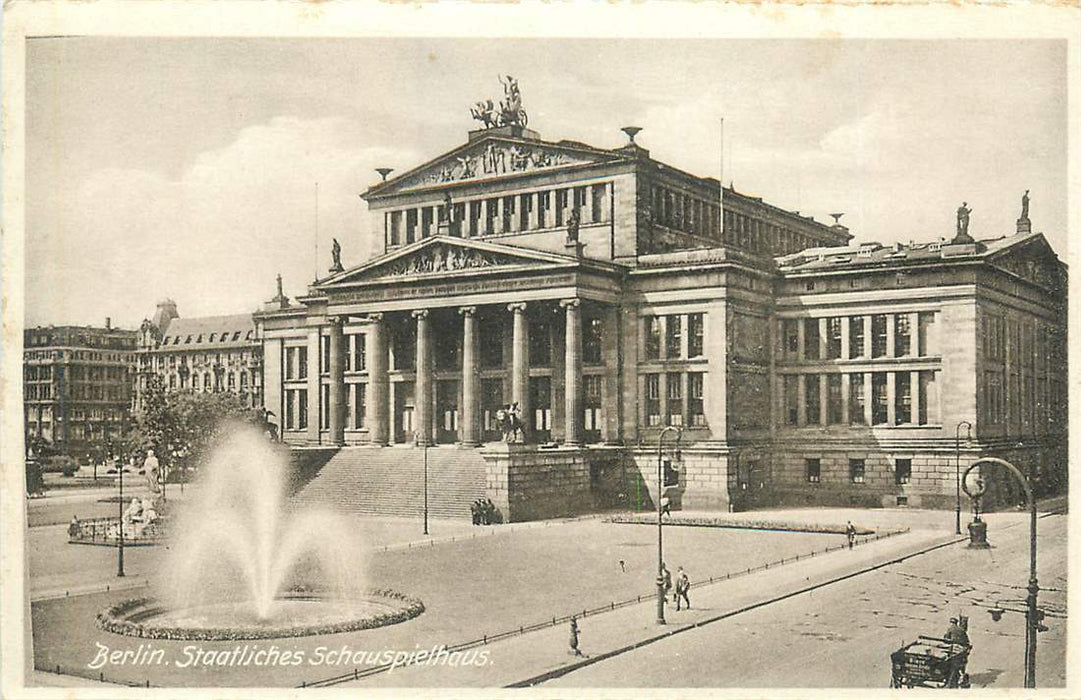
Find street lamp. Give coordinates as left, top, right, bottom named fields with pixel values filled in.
left=116, top=455, right=125, bottom=577
left=961, top=457, right=1040, bottom=688
left=656, top=425, right=682, bottom=625
left=954, top=420, right=973, bottom=534
left=423, top=444, right=429, bottom=536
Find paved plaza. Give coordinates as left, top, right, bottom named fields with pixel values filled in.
left=26, top=491, right=1067, bottom=689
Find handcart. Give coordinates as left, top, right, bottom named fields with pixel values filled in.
left=890, top=635, right=971, bottom=688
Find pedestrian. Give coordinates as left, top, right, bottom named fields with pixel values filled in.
left=846, top=521, right=856, bottom=550
left=661, top=562, right=672, bottom=602
left=618, top=559, right=626, bottom=573
left=660, top=494, right=672, bottom=518
left=569, top=617, right=582, bottom=656
left=675, top=566, right=691, bottom=610
left=67, top=515, right=80, bottom=539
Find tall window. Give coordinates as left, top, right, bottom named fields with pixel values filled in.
left=872, top=315, right=888, bottom=358
left=805, top=375, right=820, bottom=424
left=895, top=372, right=912, bottom=424
left=688, top=313, right=705, bottom=358
left=352, top=335, right=366, bottom=372
left=806, top=458, right=821, bottom=483
left=353, top=383, right=366, bottom=429
left=827, top=374, right=843, bottom=424
left=320, top=384, right=330, bottom=430
left=645, top=374, right=661, bottom=426
left=320, top=335, right=330, bottom=375
left=894, top=315, right=911, bottom=357
left=804, top=319, right=821, bottom=360
left=584, top=317, right=603, bottom=365
left=872, top=373, right=888, bottom=425
left=849, top=372, right=865, bottom=424
left=895, top=458, right=912, bottom=485
left=667, top=372, right=683, bottom=426
left=849, top=458, right=866, bottom=484
left=665, top=315, right=683, bottom=359
left=688, top=372, right=706, bottom=426
left=784, top=319, right=799, bottom=356
left=644, top=317, right=661, bottom=360
left=286, top=346, right=308, bottom=380
left=480, top=318, right=503, bottom=368
left=583, top=375, right=603, bottom=438
left=529, top=317, right=551, bottom=367
left=784, top=375, right=799, bottom=425
left=827, top=318, right=843, bottom=359
left=849, top=316, right=865, bottom=358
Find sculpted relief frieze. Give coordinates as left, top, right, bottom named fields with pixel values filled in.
left=382, top=244, right=524, bottom=277
left=402, top=143, right=586, bottom=190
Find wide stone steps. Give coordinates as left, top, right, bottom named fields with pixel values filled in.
left=290, top=447, right=488, bottom=519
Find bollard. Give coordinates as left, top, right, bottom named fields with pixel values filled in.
left=483, top=635, right=487, bottom=644
left=100, top=673, right=104, bottom=682
left=56, top=664, right=60, bottom=674
left=146, top=680, right=150, bottom=688
left=302, top=681, right=306, bottom=688
left=354, top=668, right=358, bottom=680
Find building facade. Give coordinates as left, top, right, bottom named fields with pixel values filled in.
left=135, top=300, right=263, bottom=412
left=257, top=115, right=1067, bottom=520
left=23, top=320, right=138, bottom=457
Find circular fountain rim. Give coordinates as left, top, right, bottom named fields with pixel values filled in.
left=97, top=589, right=425, bottom=641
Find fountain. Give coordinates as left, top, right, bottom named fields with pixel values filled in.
left=98, top=425, right=423, bottom=640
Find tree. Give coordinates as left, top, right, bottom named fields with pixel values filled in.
left=128, top=376, right=267, bottom=477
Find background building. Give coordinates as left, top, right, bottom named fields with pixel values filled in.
left=135, top=299, right=263, bottom=412
left=23, top=320, right=137, bottom=458
left=257, top=103, right=1067, bottom=521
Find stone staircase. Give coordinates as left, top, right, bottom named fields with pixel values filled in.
left=290, top=446, right=489, bottom=519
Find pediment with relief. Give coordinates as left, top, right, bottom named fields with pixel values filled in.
left=390, top=139, right=607, bottom=192
left=320, top=238, right=574, bottom=287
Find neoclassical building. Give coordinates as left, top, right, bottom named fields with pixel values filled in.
left=257, top=110, right=1067, bottom=520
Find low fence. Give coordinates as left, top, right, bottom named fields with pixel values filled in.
left=68, top=516, right=165, bottom=547
left=298, top=527, right=909, bottom=688
left=36, top=662, right=156, bottom=688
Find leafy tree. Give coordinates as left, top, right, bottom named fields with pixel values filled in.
left=128, top=376, right=267, bottom=477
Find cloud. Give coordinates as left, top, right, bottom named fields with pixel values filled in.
left=27, top=116, right=420, bottom=327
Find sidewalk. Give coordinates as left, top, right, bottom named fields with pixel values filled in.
left=332, top=528, right=955, bottom=687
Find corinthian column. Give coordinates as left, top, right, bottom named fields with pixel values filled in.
left=459, top=306, right=479, bottom=446
left=561, top=299, right=583, bottom=446
left=413, top=309, right=432, bottom=446
left=508, top=302, right=530, bottom=442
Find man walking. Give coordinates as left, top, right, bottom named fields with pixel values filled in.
left=674, top=567, right=691, bottom=611
left=845, top=521, right=856, bottom=549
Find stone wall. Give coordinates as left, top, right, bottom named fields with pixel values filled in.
left=481, top=444, right=593, bottom=522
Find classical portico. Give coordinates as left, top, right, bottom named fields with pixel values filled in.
left=260, top=236, right=624, bottom=451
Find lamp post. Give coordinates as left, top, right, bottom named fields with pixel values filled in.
left=961, top=457, right=1039, bottom=688
left=954, top=420, right=973, bottom=534
left=656, top=425, right=682, bottom=625
left=116, top=455, right=125, bottom=577
left=423, top=443, right=429, bottom=536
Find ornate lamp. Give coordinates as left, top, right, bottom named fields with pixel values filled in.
left=621, top=126, right=643, bottom=145
left=375, top=168, right=394, bottom=182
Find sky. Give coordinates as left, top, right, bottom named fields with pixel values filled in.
left=25, top=38, right=1067, bottom=329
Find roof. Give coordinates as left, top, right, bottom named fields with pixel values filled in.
left=158, top=313, right=257, bottom=350
left=775, top=230, right=1041, bottom=272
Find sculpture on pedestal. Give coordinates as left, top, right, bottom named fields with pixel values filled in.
left=1020, top=190, right=1030, bottom=220
left=330, top=238, right=343, bottom=273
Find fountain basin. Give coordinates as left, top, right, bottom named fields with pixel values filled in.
left=97, top=590, right=424, bottom=641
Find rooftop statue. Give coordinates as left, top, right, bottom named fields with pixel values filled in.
left=956, top=202, right=972, bottom=240
left=470, top=76, right=529, bottom=129
left=330, top=238, right=343, bottom=272
left=1021, top=189, right=1030, bottom=221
